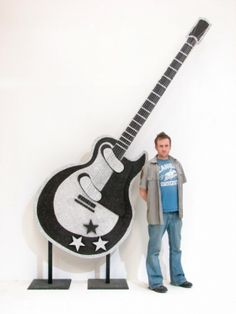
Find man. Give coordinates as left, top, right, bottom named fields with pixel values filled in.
left=139, top=132, right=192, bottom=293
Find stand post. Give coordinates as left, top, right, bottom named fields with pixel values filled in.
left=48, top=241, right=53, bottom=284
left=87, top=252, right=128, bottom=289
left=28, top=241, right=71, bottom=290
left=105, top=254, right=110, bottom=284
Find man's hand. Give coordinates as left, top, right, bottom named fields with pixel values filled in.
left=139, top=188, right=148, bottom=201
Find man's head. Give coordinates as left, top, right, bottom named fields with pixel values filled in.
left=154, top=132, right=171, bottom=159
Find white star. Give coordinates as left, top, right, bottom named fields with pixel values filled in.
left=69, top=236, right=85, bottom=252
left=92, top=237, right=108, bottom=251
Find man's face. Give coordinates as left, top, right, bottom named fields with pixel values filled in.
left=155, top=138, right=171, bottom=159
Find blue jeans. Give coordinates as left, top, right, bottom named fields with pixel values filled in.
left=146, top=212, right=186, bottom=288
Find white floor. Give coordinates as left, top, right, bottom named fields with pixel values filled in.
left=0, top=279, right=235, bottom=314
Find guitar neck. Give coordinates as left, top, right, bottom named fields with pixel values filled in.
left=112, top=35, right=198, bottom=159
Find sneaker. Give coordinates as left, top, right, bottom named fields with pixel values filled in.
left=149, top=285, right=168, bottom=293
left=178, top=281, right=193, bottom=288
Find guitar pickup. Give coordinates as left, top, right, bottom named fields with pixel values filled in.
left=78, top=195, right=96, bottom=208
left=74, top=194, right=96, bottom=213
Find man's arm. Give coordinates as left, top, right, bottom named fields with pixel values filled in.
left=139, top=163, right=148, bottom=201
left=177, top=160, right=187, bottom=184
left=139, top=188, right=148, bottom=201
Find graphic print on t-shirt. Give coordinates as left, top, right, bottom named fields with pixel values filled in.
left=157, top=159, right=178, bottom=212
left=159, top=162, right=178, bottom=186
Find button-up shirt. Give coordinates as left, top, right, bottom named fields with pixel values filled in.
left=140, top=155, right=187, bottom=224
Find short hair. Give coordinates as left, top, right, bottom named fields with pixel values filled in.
left=154, top=132, right=171, bottom=146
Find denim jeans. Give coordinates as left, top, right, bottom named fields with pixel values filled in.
left=146, top=212, right=186, bottom=288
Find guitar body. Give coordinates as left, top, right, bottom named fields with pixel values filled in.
left=37, top=137, right=146, bottom=258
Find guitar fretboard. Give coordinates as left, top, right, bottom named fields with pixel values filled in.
left=113, top=36, right=198, bottom=159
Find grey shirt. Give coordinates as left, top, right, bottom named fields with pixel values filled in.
left=139, top=155, right=187, bottom=225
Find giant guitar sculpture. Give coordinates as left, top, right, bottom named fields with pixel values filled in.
left=37, top=19, right=209, bottom=258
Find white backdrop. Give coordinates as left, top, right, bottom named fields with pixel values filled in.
left=0, top=0, right=236, bottom=299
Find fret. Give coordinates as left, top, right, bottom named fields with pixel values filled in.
left=117, top=140, right=129, bottom=149
left=147, top=98, right=156, bottom=106
left=113, top=146, right=125, bottom=157
left=138, top=108, right=149, bottom=119
left=158, top=82, right=167, bottom=89
left=153, top=84, right=166, bottom=96
left=126, top=126, right=137, bottom=136
left=134, top=114, right=145, bottom=125
left=179, top=50, right=188, bottom=57
left=186, top=42, right=194, bottom=48
left=164, top=68, right=176, bottom=79
left=181, top=43, right=192, bottom=54
left=116, top=142, right=127, bottom=151
left=143, top=100, right=155, bottom=111
left=169, top=66, right=177, bottom=73
left=170, top=59, right=182, bottom=71
left=130, top=120, right=141, bottom=131
left=176, top=52, right=187, bottom=62
left=113, top=144, right=125, bottom=154
left=121, top=136, right=132, bottom=144
left=147, top=93, right=158, bottom=103
left=132, top=119, right=142, bottom=127
left=151, top=91, right=161, bottom=97
left=122, top=131, right=134, bottom=141
left=162, top=75, right=172, bottom=82
left=141, top=106, right=151, bottom=114
left=137, top=112, right=146, bottom=120
left=174, top=58, right=183, bottom=65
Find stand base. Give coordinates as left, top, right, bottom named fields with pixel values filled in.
left=28, top=279, right=71, bottom=290
left=88, top=279, right=129, bottom=290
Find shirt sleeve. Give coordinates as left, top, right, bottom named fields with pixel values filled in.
left=139, top=162, right=149, bottom=190
left=179, top=162, right=187, bottom=183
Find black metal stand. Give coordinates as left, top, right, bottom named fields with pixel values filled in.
left=87, top=254, right=129, bottom=289
left=28, top=242, right=71, bottom=290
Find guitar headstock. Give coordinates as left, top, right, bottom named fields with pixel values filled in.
left=188, top=19, right=210, bottom=43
